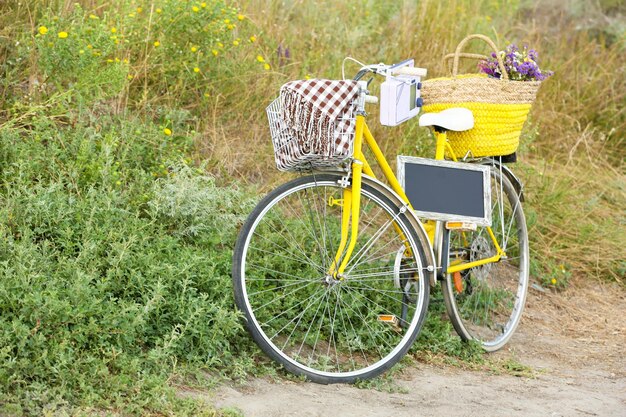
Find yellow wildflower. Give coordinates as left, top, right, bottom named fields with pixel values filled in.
left=115, top=57, right=120, bottom=62
left=79, top=49, right=85, bottom=54
left=136, top=7, right=142, bottom=13
left=115, top=180, right=122, bottom=186
left=193, top=67, right=200, bottom=73
left=163, top=128, right=172, bottom=136
left=191, top=46, right=198, bottom=52
left=237, top=14, right=245, bottom=21
left=551, top=278, right=557, bottom=285
left=217, top=42, right=224, bottom=48
left=128, top=74, right=133, bottom=80
left=38, top=26, right=48, bottom=35
left=233, top=40, right=239, bottom=46
left=201, top=2, right=207, bottom=7
left=123, top=58, right=129, bottom=64
left=58, top=31, right=68, bottom=39
left=128, top=12, right=136, bottom=17
left=156, top=8, right=162, bottom=13
left=192, top=6, right=199, bottom=12
left=87, top=44, right=93, bottom=49
left=256, top=55, right=265, bottom=63
left=224, top=19, right=230, bottom=24
left=107, top=59, right=114, bottom=63
left=212, top=49, right=218, bottom=56
left=305, top=74, right=311, bottom=80
left=249, top=35, right=256, bottom=43
left=154, top=40, right=160, bottom=47
left=227, top=24, right=234, bottom=30
left=264, top=63, right=270, bottom=70
left=111, top=27, right=117, bottom=33
left=204, top=92, right=210, bottom=98
left=89, top=14, right=99, bottom=19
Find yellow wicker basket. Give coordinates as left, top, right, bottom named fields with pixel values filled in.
left=421, top=34, right=542, bottom=159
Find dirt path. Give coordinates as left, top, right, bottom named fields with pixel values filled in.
left=206, top=279, right=625, bottom=416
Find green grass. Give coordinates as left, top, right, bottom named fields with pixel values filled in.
left=0, top=0, right=624, bottom=414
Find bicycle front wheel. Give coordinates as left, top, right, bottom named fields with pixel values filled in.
left=233, top=174, right=431, bottom=383
left=442, top=163, right=529, bottom=351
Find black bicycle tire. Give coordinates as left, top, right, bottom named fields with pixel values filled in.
left=232, top=173, right=431, bottom=383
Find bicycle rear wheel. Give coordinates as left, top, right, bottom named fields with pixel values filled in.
left=442, top=163, right=529, bottom=351
left=233, top=174, right=432, bottom=383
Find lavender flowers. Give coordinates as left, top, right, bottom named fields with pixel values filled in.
left=478, top=44, right=553, bottom=81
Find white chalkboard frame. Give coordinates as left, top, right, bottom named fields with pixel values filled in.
left=397, top=155, right=492, bottom=226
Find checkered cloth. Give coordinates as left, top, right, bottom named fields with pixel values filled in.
left=279, top=79, right=360, bottom=158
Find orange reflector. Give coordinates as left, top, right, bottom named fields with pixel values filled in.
left=453, top=271, right=464, bottom=293
left=446, top=221, right=477, bottom=231
left=377, top=314, right=399, bottom=326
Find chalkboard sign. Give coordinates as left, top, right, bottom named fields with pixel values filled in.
left=397, top=156, right=492, bottom=226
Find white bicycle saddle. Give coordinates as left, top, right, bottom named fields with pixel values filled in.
left=418, top=107, right=474, bottom=132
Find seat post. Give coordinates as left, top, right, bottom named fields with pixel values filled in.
left=433, top=128, right=448, bottom=160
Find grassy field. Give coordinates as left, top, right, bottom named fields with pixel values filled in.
left=0, top=0, right=624, bottom=415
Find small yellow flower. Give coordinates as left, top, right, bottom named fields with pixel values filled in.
left=127, top=74, right=133, bottom=80
left=115, top=57, right=120, bottom=63
left=156, top=8, right=162, bottom=13
left=110, top=27, right=117, bottom=33
left=191, top=46, right=198, bottom=52
left=89, top=14, right=99, bottom=19
left=79, top=49, right=85, bottom=54
left=115, top=39, right=120, bottom=45
left=123, top=58, right=129, bottom=64
left=249, top=35, right=256, bottom=43
left=204, top=92, right=210, bottom=98
left=227, top=24, right=234, bottom=30
left=58, top=31, right=68, bottom=39
left=237, top=14, right=245, bottom=21
left=163, top=128, right=172, bottom=136
left=305, top=74, right=311, bottom=80
left=136, top=7, right=142, bottom=13
left=224, top=19, right=230, bottom=24
left=212, top=49, right=218, bottom=56
left=264, top=63, right=270, bottom=70
left=233, top=40, right=239, bottom=46
left=256, top=55, right=265, bottom=63
left=192, top=6, right=199, bottom=12
left=115, top=180, right=122, bottom=186
left=551, top=278, right=557, bottom=285
left=217, top=42, right=224, bottom=48
left=154, top=40, right=160, bottom=47
left=201, top=2, right=207, bottom=7
left=193, top=67, right=200, bottom=73
left=107, top=59, right=114, bottom=63
left=128, top=12, right=136, bottom=17
left=38, top=26, right=48, bottom=35
left=87, top=44, right=93, bottom=49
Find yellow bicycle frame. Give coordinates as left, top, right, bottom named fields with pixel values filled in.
left=328, top=115, right=505, bottom=278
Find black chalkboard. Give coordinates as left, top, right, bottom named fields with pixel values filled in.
left=398, top=157, right=491, bottom=225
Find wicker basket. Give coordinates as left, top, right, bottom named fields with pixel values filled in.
left=421, top=34, right=542, bottom=158
left=267, top=79, right=360, bottom=172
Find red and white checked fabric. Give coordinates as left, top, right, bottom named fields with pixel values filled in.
left=281, top=79, right=360, bottom=120
left=278, top=79, right=360, bottom=163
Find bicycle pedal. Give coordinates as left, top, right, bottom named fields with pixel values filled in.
left=377, top=314, right=399, bottom=325
left=446, top=221, right=477, bottom=231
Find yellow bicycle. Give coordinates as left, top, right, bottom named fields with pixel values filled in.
left=232, top=61, right=529, bottom=383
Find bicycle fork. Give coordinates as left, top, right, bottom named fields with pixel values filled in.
left=328, top=115, right=414, bottom=278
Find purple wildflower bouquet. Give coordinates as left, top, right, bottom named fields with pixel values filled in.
left=478, top=44, right=553, bottom=81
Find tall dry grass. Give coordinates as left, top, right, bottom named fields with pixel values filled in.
left=214, top=0, right=625, bottom=284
